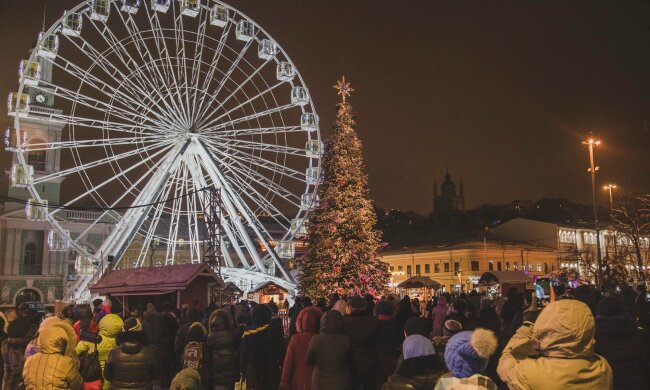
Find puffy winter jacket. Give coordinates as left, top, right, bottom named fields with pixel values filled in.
left=77, top=313, right=123, bottom=390
left=280, top=307, right=322, bottom=390
left=23, top=321, right=83, bottom=390
left=170, top=367, right=202, bottom=390
left=2, top=336, right=27, bottom=389
left=497, top=300, right=613, bottom=390
left=104, top=330, right=159, bottom=390
left=342, top=311, right=379, bottom=389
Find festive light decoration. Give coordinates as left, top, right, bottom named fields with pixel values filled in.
left=297, top=79, right=388, bottom=298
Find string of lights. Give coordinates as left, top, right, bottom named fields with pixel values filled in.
left=0, top=186, right=212, bottom=212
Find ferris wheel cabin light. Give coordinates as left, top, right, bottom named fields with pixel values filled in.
left=11, top=0, right=322, bottom=298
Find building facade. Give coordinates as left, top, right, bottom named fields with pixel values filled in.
left=380, top=240, right=557, bottom=293
left=490, top=218, right=650, bottom=282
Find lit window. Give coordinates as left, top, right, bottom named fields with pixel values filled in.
left=444, top=263, right=450, bottom=272
left=434, top=264, right=440, bottom=273
left=506, top=262, right=510, bottom=271
left=488, top=261, right=494, bottom=271
left=513, top=262, right=518, bottom=271
left=398, top=265, right=403, bottom=272
left=536, top=263, right=542, bottom=272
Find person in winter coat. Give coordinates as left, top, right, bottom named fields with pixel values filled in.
left=103, top=317, right=160, bottom=390
left=374, top=300, right=402, bottom=389
left=170, top=367, right=202, bottom=390
left=382, top=332, right=445, bottom=390
left=175, top=308, right=202, bottom=368
left=594, top=296, right=647, bottom=390
left=241, top=304, right=282, bottom=390
left=394, top=297, right=416, bottom=331
left=430, top=295, right=448, bottom=337
left=22, top=318, right=83, bottom=390
left=206, top=309, right=241, bottom=390
left=445, top=299, right=476, bottom=332
left=280, top=307, right=322, bottom=390
left=306, top=310, right=351, bottom=390
left=77, top=313, right=123, bottom=390
left=181, top=322, right=210, bottom=390
left=2, top=318, right=30, bottom=389
left=332, top=300, right=348, bottom=316
left=435, top=329, right=499, bottom=390
left=0, top=317, right=6, bottom=386
left=497, top=297, right=613, bottom=390
left=343, top=296, right=379, bottom=390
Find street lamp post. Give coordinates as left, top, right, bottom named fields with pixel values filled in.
left=583, top=133, right=603, bottom=287
left=603, top=183, right=617, bottom=260
left=603, top=184, right=617, bottom=213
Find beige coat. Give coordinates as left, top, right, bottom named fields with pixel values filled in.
left=497, top=299, right=612, bottom=390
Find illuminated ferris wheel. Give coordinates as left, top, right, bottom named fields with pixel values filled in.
left=8, top=0, right=322, bottom=294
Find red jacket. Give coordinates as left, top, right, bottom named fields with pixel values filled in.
left=280, top=307, right=322, bottom=390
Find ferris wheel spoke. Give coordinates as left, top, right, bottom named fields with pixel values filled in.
left=63, top=34, right=185, bottom=127
left=33, top=82, right=172, bottom=134
left=53, top=54, right=178, bottom=129
left=206, top=141, right=306, bottom=182
left=216, top=164, right=294, bottom=227
left=173, top=10, right=192, bottom=124
left=188, top=17, right=209, bottom=121
left=32, top=140, right=174, bottom=185
left=196, top=150, right=295, bottom=221
left=205, top=103, right=297, bottom=133
left=42, top=112, right=170, bottom=137
left=196, top=60, right=276, bottom=130
left=196, top=22, right=232, bottom=113
left=146, top=8, right=191, bottom=126
left=208, top=137, right=305, bottom=157
left=25, top=134, right=170, bottom=152
left=48, top=142, right=177, bottom=212
left=52, top=145, right=176, bottom=242
left=203, top=125, right=301, bottom=137
left=86, top=17, right=164, bottom=99
left=205, top=144, right=301, bottom=205
left=113, top=12, right=189, bottom=126
left=194, top=36, right=256, bottom=125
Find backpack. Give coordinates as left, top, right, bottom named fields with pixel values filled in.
left=183, top=341, right=204, bottom=370
left=78, top=340, right=102, bottom=382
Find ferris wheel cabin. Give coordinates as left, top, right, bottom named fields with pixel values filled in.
left=152, top=0, right=171, bottom=13
left=61, top=12, right=83, bottom=37
left=90, top=0, right=111, bottom=22
left=210, top=5, right=228, bottom=27
left=37, top=33, right=59, bottom=59
left=121, top=0, right=141, bottom=14
left=180, top=0, right=200, bottom=17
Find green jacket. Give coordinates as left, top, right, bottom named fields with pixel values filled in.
left=170, top=368, right=202, bottom=390
left=497, top=300, right=612, bottom=390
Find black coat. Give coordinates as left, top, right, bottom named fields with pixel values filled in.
left=343, top=312, right=379, bottom=388
left=104, top=331, right=160, bottom=390
left=381, top=354, right=445, bottom=390
left=241, top=324, right=282, bottom=390
left=207, top=329, right=241, bottom=385
left=1, top=337, right=27, bottom=390
left=594, top=317, right=648, bottom=390
left=375, top=318, right=403, bottom=388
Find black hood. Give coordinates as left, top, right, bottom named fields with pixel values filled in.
left=320, top=310, right=344, bottom=334
left=116, top=330, right=150, bottom=354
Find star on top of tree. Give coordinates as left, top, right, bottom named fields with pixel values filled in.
left=333, top=76, right=355, bottom=103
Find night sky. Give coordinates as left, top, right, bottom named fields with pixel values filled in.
left=1, top=1, right=648, bottom=214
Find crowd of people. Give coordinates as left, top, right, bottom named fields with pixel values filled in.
left=0, top=283, right=648, bottom=390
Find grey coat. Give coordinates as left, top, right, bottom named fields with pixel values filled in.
left=306, top=311, right=351, bottom=390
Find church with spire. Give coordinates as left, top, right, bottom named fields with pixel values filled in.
left=433, top=170, right=465, bottom=214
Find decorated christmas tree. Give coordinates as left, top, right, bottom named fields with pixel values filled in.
left=297, top=77, right=389, bottom=298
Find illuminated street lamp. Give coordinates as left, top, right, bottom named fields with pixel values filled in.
left=583, top=132, right=603, bottom=287
left=603, top=183, right=617, bottom=212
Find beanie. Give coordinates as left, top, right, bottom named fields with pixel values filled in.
left=403, top=334, right=436, bottom=359
left=443, top=319, right=463, bottom=337
left=122, top=317, right=143, bottom=332
left=348, top=296, right=366, bottom=311
left=444, top=329, right=498, bottom=378
left=404, top=316, right=427, bottom=336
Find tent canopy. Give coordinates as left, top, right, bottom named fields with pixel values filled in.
left=479, top=271, right=533, bottom=286
left=398, top=276, right=442, bottom=289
